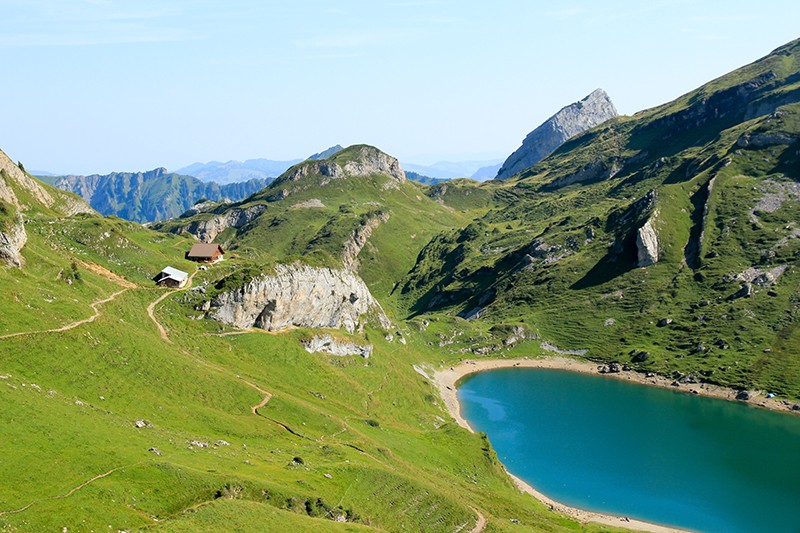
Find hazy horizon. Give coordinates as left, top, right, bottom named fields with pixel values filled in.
left=3, top=1, right=800, bottom=175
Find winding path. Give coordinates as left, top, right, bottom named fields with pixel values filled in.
left=469, top=509, right=487, bottom=533
left=0, top=260, right=136, bottom=339
left=146, top=270, right=198, bottom=344
left=145, top=272, right=273, bottom=415
left=0, top=259, right=136, bottom=340
left=0, top=265, right=275, bottom=520
left=0, top=288, right=129, bottom=340
left=0, top=463, right=143, bottom=517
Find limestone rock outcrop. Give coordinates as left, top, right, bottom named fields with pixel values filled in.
left=495, top=89, right=618, bottom=180
left=0, top=152, right=55, bottom=209
left=304, top=334, right=372, bottom=358
left=1, top=151, right=94, bottom=217
left=210, top=264, right=391, bottom=333
left=342, top=211, right=390, bottom=270
left=0, top=214, right=27, bottom=267
left=636, top=217, right=660, bottom=267
left=0, top=149, right=94, bottom=267
left=184, top=204, right=267, bottom=243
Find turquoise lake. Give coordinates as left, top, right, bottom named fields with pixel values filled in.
left=458, top=368, right=800, bottom=532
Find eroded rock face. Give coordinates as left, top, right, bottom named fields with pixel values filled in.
left=0, top=151, right=54, bottom=209
left=0, top=215, right=27, bottom=267
left=304, top=334, right=372, bottom=358
left=636, top=217, right=660, bottom=267
left=342, top=211, right=390, bottom=270
left=210, top=264, right=390, bottom=333
left=496, top=89, right=618, bottom=180
left=185, top=204, right=267, bottom=243
left=0, top=151, right=93, bottom=268
left=1, top=151, right=95, bottom=218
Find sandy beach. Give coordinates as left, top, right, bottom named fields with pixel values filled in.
left=433, top=356, right=799, bottom=533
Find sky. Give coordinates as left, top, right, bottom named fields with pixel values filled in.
left=2, top=0, right=800, bottom=175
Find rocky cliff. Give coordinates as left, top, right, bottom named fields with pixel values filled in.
left=0, top=212, right=27, bottom=267
left=1, top=152, right=55, bottom=209
left=342, top=211, right=390, bottom=270
left=636, top=216, right=660, bottom=267
left=0, top=149, right=93, bottom=266
left=495, top=89, right=618, bottom=180
left=210, top=263, right=391, bottom=333
left=183, top=204, right=267, bottom=243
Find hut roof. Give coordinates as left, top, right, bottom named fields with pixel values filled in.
left=155, top=266, right=188, bottom=283
left=187, top=243, right=224, bottom=258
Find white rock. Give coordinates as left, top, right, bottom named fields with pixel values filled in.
left=304, top=334, right=372, bottom=358
left=636, top=217, right=660, bottom=267
left=211, top=264, right=390, bottom=333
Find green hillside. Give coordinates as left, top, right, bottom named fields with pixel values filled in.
left=398, top=38, right=800, bottom=396
left=1, top=150, right=601, bottom=532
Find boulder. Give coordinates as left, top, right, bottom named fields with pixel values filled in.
left=728, top=282, right=754, bottom=300
left=304, top=334, right=372, bottom=358
left=736, top=390, right=751, bottom=401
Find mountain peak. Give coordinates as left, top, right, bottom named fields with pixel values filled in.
left=271, top=144, right=405, bottom=192
left=495, top=88, right=618, bottom=180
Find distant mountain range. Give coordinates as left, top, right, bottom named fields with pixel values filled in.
left=404, top=171, right=448, bottom=185
left=173, top=145, right=346, bottom=185
left=402, top=159, right=504, bottom=181
left=41, top=168, right=270, bottom=223
left=35, top=94, right=618, bottom=217
left=173, top=158, right=301, bottom=185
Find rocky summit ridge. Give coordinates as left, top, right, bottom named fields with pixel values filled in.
left=495, top=88, right=618, bottom=180
left=270, top=144, right=405, bottom=196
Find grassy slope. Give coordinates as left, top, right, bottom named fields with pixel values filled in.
left=397, top=39, right=800, bottom=397
left=1, top=207, right=614, bottom=531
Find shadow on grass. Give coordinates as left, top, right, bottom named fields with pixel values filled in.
left=570, top=248, right=637, bottom=290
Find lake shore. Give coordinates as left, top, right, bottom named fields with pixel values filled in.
left=433, top=355, right=798, bottom=533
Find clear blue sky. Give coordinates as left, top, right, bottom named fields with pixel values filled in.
left=2, top=0, right=799, bottom=174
